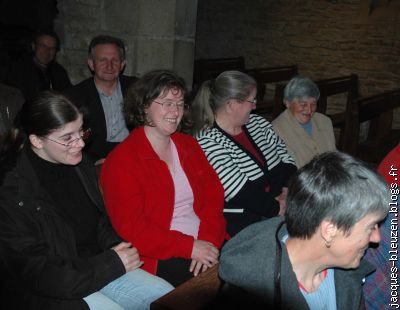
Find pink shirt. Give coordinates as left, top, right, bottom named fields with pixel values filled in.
left=169, top=141, right=200, bottom=238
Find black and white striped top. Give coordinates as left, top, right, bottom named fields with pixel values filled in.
left=196, top=114, right=295, bottom=202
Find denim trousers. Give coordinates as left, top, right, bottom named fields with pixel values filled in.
left=83, top=268, right=174, bottom=310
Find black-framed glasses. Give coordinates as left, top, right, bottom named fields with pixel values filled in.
left=42, top=128, right=91, bottom=148
left=154, top=100, right=187, bottom=111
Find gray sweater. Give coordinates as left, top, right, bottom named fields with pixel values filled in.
left=219, top=217, right=374, bottom=309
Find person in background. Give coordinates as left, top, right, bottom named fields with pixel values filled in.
left=0, top=82, right=24, bottom=135
left=363, top=143, right=399, bottom=310
left=100, top=70, right=226, bottom=287
left=272, top=76, right=336, bottom=168
left=5, top=29, right=71, bottom=102
left=219, top=151, right=389, bottom=309
left=0, top=91, right=173, bottom=309
left=191, top=70, right=296, bottom=236
left=65, top=35, right=137, bottom=162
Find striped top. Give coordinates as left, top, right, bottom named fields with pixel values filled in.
left=196, top=114, right=295, bottom=202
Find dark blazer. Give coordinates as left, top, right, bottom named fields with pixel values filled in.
left=0, top=148, right=125, bottom=309
left=5, top=54, right=72, bottom=102
left=64, top=75, right=137, bottom=161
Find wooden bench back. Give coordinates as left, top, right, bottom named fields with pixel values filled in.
left=193, top=57, right=245, bottom=90
left=315, top=74, right=359, bottom=114
left=245, top=65, right=298, bottom=119
left=344, top=88, right=400, bottom=162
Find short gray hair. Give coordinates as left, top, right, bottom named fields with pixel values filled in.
left=283, top=76, right=320, bottom=103
left=286, top=151, right=390, bottom=239
left=88, top=35, right=126, bottom=60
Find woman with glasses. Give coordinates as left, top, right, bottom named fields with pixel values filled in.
left=272, top=76, right=336, bottom=168
left=0, top=91, right=173, bottom=309
left=191, top=70, right=296, bottom=237
left=100, top=70, right=226, bottom=286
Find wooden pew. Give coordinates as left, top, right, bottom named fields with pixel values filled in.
left=192, top=57, right=245, bottom=91
left=245, top=65, right=298, bottom=120
left=273, top=74, right=359, bottom=151
left=151, top=264, right=221, bottom=310
left=344, top=89, right=400, bottom=163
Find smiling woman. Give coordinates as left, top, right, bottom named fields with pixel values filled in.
left=219, top=151, right=390, bottom=309
left=190, top=70, right=297, bottom=236
left=272, top=76, right=337, bottom=168
left=100, top=70, right=226, bottom=287
left=0, top=91, right=173, bottom=309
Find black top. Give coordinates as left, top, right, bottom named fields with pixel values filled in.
left=28, top=148, right=101, bottom=256
left=0, top=147, right=124, bottom=309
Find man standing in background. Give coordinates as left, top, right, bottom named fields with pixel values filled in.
left=5, top=29, right=71, bottom=102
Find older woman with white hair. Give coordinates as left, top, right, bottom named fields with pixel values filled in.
left=219, top=151, right=389, bottom=309
left=272, top=76, right=336, bottom=168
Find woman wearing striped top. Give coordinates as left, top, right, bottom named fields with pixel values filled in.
left=191, top=70, right=296, bottom=236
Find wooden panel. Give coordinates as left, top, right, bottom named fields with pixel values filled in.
left=346, top=88, right=400, bottom=163
left=151, top=264, right=221, bottom=310
left=193, top=57, right=245, bottom=90
left=245, top=65, right=298, bottom=119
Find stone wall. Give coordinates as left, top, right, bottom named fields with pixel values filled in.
left=55, top=0, right=197, bottom=86
left=195, top=0, right=400, bottom=127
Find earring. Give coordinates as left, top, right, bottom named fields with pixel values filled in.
left=146, top=117, right=154, bottom=126
left=325, top=240, right=331, bottom=248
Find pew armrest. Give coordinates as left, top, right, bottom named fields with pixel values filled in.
left=151, top=264, right=221, bottom=310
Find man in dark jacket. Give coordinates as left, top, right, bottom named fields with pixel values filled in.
left=5, top=29, right=71, bottom=102
left=65, top=35, right=137, bottom=162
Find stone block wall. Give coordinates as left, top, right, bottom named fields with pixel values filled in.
left=55, top=0, right=197, bottom=86
left=195, top=0, right=400, bottom=127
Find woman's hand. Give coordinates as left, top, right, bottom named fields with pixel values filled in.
left=112, top=242, right=143, bottom=272
left=189, top=259, right=210, bottom=276
left=190, top=240, right=219, bottom=276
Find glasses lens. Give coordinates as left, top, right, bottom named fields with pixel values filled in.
left=158, top=101, right=185, bottom=111
left=65, top=129, right=91, bottom=147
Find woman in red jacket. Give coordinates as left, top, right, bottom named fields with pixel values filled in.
left=100, top=70, right=226, bottom=286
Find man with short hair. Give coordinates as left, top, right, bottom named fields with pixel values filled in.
left=5, top=29, right=71, bottom=101
left=65, top=35, right=137, bottom=161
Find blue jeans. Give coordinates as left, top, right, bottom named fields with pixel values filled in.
left=84, top=268, right=174, bottom=310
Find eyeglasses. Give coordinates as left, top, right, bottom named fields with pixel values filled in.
left=154, top=100, right=187, bottom=111
left=42, top=128, right=91, bottom=148
left=245, top=98, right=257, bottom=105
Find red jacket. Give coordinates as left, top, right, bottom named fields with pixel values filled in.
left=378, top=144, right=400, bottom=186
left=100, top=127, right=226, bottom=274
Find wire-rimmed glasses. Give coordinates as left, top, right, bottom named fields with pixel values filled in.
left=154, top=100, right=187, bottom=112
left=42, top=128, right=91, bottom=148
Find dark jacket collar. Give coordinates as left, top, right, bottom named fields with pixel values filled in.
left=11, top=147, right=104, bottom=212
